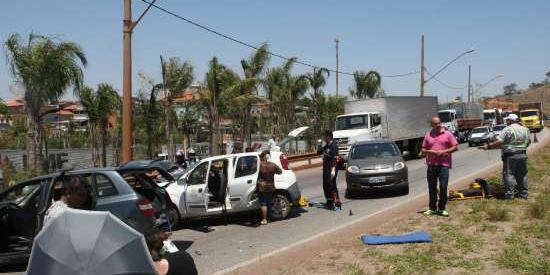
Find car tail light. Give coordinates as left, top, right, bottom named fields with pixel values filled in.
left=280, top=154, right=290, bottom=170
left=137, top=198, right=155, bottom=217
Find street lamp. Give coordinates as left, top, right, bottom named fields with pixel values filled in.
left=474, top=74, right=504, bottom=101
left=424, top=49, right=476, bottom=84
left=419, top=36, right=475, bottom=96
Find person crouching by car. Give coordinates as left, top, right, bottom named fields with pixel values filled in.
left=257, top=150, right=282, bottom=225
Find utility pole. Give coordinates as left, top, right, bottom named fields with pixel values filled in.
left=420, top=35, right=425, bottom=97
left=122, top=0, right=156, bottom=163
left=467, top=64, right=472, bottom=102
left=335, top=37, right=340, bottom=97
left=122, top=0, right=133, bottom=163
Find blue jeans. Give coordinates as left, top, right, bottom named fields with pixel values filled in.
left=503, top=155, right=528, bottom=199
left=258, top=192, right=272, bottom=207
left=427, top=165, right=449, bottom=211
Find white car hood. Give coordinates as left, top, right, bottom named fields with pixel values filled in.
left=470, top=133, right=487, bottom=138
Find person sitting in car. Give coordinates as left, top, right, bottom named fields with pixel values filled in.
left=43, top=176, right=90, bottom=226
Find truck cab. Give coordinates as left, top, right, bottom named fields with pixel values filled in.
left=483, top=108, right=502, bottom=127
left=437, top=109, right=458, bottom=136
left=520, top=109, right=542, bottom=132
left=333, top=112, right=383, bottom=160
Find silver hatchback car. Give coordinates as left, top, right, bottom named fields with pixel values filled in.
left=345, top=140, right=409, bottom=197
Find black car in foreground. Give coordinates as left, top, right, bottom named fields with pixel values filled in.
left=345, top=140, right=409, bottom=197
left=0, top=168, right=158, bottom=267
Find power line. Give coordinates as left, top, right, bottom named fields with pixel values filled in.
left=424, top=68, right=466, bottom=90
left=139, top=0, right=418, bottom=78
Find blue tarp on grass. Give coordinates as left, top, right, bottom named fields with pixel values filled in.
left=361, top=231, right=432, bottom=245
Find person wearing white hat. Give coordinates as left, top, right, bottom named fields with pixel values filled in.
left=481, top=113, right=531, bottom=199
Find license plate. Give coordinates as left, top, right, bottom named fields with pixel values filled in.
left=369, top=176, right=386, bottom=183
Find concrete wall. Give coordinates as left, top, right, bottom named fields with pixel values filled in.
left=0, top=148, right=117, bottom=172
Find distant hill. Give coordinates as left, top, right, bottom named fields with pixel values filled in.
left=491, top=84, right=550, bottom=114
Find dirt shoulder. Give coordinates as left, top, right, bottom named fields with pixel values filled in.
left=270, top=144, right=550, bottom=275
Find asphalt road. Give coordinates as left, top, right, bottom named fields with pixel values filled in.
left=169, top=132, right=548, bottom=275
left=2, top=131, right=546, bottom=275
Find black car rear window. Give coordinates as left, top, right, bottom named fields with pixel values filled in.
left=350, top=143, right=399, bottom=159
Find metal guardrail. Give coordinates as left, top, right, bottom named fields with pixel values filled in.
left=287, top=152, right=318, bottom=162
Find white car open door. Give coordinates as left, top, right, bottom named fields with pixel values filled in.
left=184, top=161, right=210, bottom=217
left=230, top=154, right=260, bottom=209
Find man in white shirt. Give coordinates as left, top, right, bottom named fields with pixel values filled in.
left=267, top=134, right=278, bottom=151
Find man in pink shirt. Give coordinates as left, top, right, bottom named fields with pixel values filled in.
left=421, top=116, right=458, bottom=217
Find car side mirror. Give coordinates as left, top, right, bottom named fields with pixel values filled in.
left=402, top=151, right=410, bottom=158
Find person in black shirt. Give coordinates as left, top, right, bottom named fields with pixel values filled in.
left=321, top=130, right=341, bottom=210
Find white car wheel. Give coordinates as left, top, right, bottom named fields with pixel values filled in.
left=270, top=194, right=291, bottom=221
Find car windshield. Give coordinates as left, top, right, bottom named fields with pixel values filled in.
left=520, top=111, right=538, bottom=117
left=350, top=143, right=399, bottom=159
left=335, top=115, right=368, bottom=130
left=493, top=125, right=506, bottom=131
left=472, top=128, right=489, bottom=134
left=0, top=182, right=41, bottom=205
left=438, top=112, right=453, bottom=123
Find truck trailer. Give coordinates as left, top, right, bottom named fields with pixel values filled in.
left=332, top=96, right=438, bottom=161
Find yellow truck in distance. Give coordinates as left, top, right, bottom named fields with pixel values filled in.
left=519, top=102, right=544, bottom=132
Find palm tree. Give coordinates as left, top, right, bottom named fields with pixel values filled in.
left=160, top=56, right=194, bottom=161
left=304, top=68, right=330, bottom=140
left=4, top=33, right=87, bottom=174
left=349, top=70, right=382, bottom=99
left=201, top=57, right=237, bottom=156
left=80, top=84, right=121, bottom=167
left=264, top=58, right=297, bottom=133
left=178, top=101, right=201, bottom=154
left=239, top=44, right=270, bottom=147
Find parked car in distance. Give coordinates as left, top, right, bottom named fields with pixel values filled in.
left=345, top=140, right=409, bottom=198
left=492, top=124, right=507, bottom=138
left=165, top=151, right=301, bottom=221
left=468, top=126, right=494, bottom=147
left=0, top=169, right=157, bottom=267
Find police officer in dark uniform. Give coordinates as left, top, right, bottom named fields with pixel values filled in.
left=320, top=130, right=341, bottom=210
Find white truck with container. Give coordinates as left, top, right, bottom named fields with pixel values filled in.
left=437, top=102, right=483, bottom=142
left=332, top=96, right=438, bottom=163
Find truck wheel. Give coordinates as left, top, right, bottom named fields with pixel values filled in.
left=270, top=194, right=291, bottom=221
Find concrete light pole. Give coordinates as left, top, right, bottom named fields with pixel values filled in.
left=335, top=37, right=340, bottom=96
left=122, top=0, right=156, bottom=163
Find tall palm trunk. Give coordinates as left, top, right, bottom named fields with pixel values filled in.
left=26, top=111, right=42, bottom=174
left=101, top=124, right=108, bottom=167
left=164, top=100, right=175, bottom=161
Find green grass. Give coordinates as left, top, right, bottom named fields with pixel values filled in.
left=527, top=190, right=550, bottom=219
left=498, top=234, right=550, bottom=274
left=343, top=263, right=366, bottom=275
left=383, top=247, right=443, bottom=275
left=437, top=223, right=484, bottom=252
left=485, top=205, right=511, bottom=222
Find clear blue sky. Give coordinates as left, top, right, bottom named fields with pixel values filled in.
left=1, top=0, right=549, bottom=102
